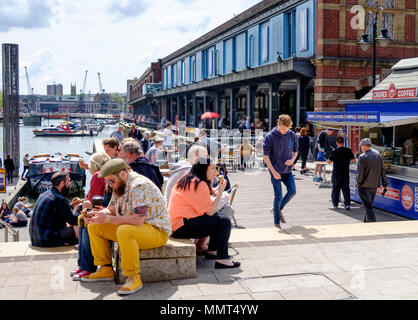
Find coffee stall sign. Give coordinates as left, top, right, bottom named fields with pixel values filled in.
left=0, top=168, right=5, bottom=193
left=373, top=83, right=417, bottom=100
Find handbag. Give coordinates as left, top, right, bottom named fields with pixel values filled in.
left=316, top=151, right=327, bottom=162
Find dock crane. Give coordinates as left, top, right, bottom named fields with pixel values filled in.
left=97, top=72, right=110, bottom=113
left=24, top=66, right=34, bottom=115
left=77, top=70, right=88, bottom=112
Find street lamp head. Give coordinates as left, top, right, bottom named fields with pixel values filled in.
left=359, top=33, right=370, bottom=52
left=378, top=28, right=391, bottom=47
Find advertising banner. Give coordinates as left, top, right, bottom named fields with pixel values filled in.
left=306, top=112, right=380, bottom=123
left=349, top=169, right=418, bottom=219
left=0, top=168, right=5, bottom=193
left=372, top=83, right=417, bottom=100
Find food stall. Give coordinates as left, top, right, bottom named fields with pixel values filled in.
left=307, top=57, right=418, bottom=219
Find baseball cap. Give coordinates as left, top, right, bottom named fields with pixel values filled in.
left=360, top=138, right=372, bottom=146
left=98, top=158, right=129, bottom=178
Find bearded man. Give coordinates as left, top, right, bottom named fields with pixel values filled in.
left=80, top=159, right=172, bottom=296
left=29, top=172, right=79, bottom=247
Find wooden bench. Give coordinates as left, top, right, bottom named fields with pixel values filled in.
left=112, top=238, right=196, bottom=284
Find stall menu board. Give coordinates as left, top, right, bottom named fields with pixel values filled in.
left=0, top=169, right=5, bottom=193
left=349, top=169, right=418, bottom=219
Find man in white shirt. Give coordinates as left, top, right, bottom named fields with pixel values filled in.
left=163, top=121, right=173, bottom=150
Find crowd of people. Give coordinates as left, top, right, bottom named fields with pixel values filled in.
left=6, top=114, right=388, bottom=297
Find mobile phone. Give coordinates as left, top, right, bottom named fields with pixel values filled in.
left=92, top=196, right=102, bottom=208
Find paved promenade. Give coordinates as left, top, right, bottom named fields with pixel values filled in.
left=0, top=165, right=416, bottom=300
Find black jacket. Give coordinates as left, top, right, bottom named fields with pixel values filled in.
left=357, top=150, right=388, bottom=189
left=298, top=136, right=310, bottom=154
left=140, top=138, right=150, bottom=154
left=128, top=129, right=143, bottom=141
left=129, top=157, right=164, bottom=191
left=4, top=158, right=15, bottom=172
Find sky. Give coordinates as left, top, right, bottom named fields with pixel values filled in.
left=0, top=0, right=260, bottom=95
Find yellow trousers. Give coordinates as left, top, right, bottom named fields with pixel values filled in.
left=88, top=223, right=168, bottom=277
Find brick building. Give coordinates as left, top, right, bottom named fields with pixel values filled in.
left=314, top=0, right=418, bottom=112
left=128, top=60, right=163, bottom=119
left=131, top=0, right=417, bottom=129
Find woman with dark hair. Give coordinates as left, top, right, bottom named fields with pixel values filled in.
left=298, top=127, right=311, bottom=174
left=168, top=157, right=241, bottom=269
left=0, top=202, right=12, bottom=224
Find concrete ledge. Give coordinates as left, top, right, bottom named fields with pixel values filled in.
left=113, top=238, right=197, bottom=284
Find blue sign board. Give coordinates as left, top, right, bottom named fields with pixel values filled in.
left=307, top=112, right=381, bottom=123
left=349, top=168, right=418, bottom=219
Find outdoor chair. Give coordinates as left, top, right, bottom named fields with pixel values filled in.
left=221, top=184, right=239, bottom=227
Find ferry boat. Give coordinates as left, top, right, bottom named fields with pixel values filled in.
left=32, top=122, right=98, bottom=136
left=27, top=153, right=86, bottom=195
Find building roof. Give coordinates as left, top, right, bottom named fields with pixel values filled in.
left=358, top=57, right=418, bottom=101
left=161, top=0, right=285, bottom=64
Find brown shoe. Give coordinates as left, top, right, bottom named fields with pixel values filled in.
left=274, top=224, right=282, bottom=230
left=280, top=211, right=287, bottom=224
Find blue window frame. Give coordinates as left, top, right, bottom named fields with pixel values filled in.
left=249, top=35, right=255, bottom=67
left=285, top=9, right=296, bottom=58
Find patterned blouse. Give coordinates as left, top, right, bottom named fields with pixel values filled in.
left=109, top=171, right=172, bottom=236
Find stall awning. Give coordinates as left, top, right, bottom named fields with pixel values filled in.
left=306, top=111, right=418, bottom=127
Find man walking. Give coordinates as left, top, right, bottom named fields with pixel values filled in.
left=4, top=155, right=15, bottom=184
left=263, top=114, right=298, bottom=229
left=357, top=138, right=388, bottom=223
left=22, top=154, right=30, bottom=180
left=314, top=128, right=333, bottom=182
left=328, top=136, right=356, bottom=210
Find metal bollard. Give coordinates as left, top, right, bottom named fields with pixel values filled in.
left=13, top=230, right=19, bottom=242
left=4, top=229, right=8, bottom=242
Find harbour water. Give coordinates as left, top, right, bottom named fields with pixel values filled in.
left=0, top=119, right=119, bottom=194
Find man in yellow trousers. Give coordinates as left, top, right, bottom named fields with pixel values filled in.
left=81, top=158, right=172, bottom=295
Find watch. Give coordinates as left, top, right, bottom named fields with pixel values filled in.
left=105, top=216, right=111, bottom=224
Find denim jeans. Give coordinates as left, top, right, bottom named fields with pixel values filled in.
left=172, top=214, right=232, bottom=259
left=358, top=187, right=377, bottom=222
left=270, top=172, right=297, bottom=225
left=78, top=227, right=96, bottom=272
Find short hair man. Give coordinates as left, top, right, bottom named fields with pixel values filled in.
left=314, top=128, right=334, bottom=182
left=140, top=131, right=152, bottom=154
left=357, top=138, right=388, bottom=222
left=118, top=140, right=164, bottom=191
left=29, top=172, right=79, bottom=247
left=263, top=114, right=298, bottom=229
left=128, top=123, right=144, bottom=142
left=110, top=126, right=125, bottom=143
left=328, top=136, right=356, bottom=210
left=145, top=138, right=164, bottom=164
left=80, top=159, right=172, bottom=296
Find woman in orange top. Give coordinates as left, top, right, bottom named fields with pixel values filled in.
left=168, top=157, right=241, bottom=269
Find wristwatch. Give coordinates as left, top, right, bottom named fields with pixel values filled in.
left=105, top=216, right=111, bottom=224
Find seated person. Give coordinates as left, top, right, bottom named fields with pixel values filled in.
left=29, top=172, right=79, bottom=247
left=9, top=207, right=28, bottom=227
left=145, top=138, right=164, bottom=165
left=80, top=159, right=172, bottom=296
left=14, top=197, right=32, bottom=218
left=0, top=202, right=12, bottom=224
left=168, top=157, right=241, bottom=269
left=118, top=139, right=164, bottom=191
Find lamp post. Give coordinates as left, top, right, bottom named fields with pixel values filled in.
left=358, top=7, right=391, bottom=88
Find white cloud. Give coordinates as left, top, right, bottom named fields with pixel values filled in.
left=1, top=0, right=260, bottom=94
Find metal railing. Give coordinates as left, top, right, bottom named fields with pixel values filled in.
left=0, top=220, right=19, bottom=242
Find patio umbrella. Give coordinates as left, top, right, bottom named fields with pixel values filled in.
left=201, top=112, right=220, bottom=120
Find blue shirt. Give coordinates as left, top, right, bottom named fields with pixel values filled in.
left=263, top=127, right=298, bottom=174
left=29, top=187, right=78, bottom=247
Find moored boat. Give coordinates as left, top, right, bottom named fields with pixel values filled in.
left=32, top=123, right=98, bottom=136
left=27, top=153, right=86, bottom=195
